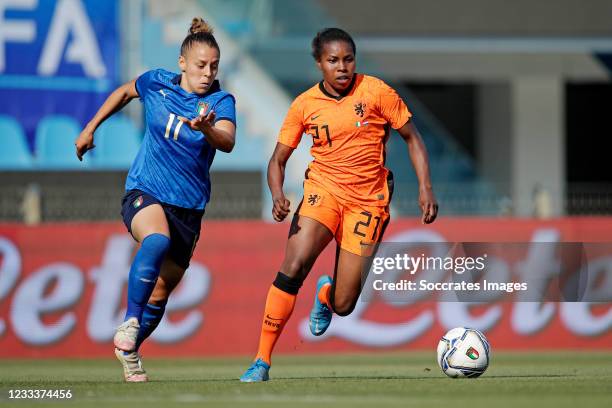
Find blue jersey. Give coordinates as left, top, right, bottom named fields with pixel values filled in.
left=125, top=69, right=236, bottom=210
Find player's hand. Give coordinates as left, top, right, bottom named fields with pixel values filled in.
left=178, top=111, right=216, bottom=132
left=75, top=128, right=95, bottom=161
left=272, top=195, right=291, bottom=222
left=419, top=186, right=438, bottom=224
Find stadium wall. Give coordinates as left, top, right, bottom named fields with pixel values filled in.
left=0, top=218, right=610, bottom=358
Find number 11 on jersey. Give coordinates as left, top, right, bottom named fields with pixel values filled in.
left=164, top=113, right=184, bottom=141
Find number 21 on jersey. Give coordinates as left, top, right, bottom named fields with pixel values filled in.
left=310, top=124, right=331, bottom=147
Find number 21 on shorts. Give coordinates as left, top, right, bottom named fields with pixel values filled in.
left=353, top=210, right=384, bottom=243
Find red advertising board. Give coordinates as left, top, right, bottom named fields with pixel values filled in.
left=0, top=218, right=610, bottom=358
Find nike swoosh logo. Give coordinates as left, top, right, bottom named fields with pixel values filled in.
left=311, top=114, right=321, bottom=120
left=265, top=314, right=283, bottom=321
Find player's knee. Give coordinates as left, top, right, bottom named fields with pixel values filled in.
left=331, top=297, right=356, bottom=316
left=281, top=259, right=310, bottom=281
left=139, top=234, right=170, bottom=262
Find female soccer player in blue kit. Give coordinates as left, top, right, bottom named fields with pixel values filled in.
left=74, top=18, right=236, bottom=382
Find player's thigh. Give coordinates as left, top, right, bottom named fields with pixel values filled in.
left=149, top=256, right=186, bottom=304
left=338, top=204, right=390, bottom=257
left=131, top=204, right=170, bottom=242
left=331, top=248, right=370, bottom=315
left=280, top=180, right=340, bottom=280
left=280, top=211, right=334, bottom=281
left=331, top=205, right=390, bottom=314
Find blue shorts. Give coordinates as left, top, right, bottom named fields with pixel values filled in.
left=121, top=189, right=204, bottom=270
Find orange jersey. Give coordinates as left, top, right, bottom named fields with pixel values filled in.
left=278, top=74, right=411, bottom=206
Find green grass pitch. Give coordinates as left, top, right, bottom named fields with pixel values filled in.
left=1, top=352, right=611, bottom=407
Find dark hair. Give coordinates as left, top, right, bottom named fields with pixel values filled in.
left=180, top=17, right=219, bottom=56
left=311, top=28, right=356, bottom=61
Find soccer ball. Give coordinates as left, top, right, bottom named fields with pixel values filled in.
left=437, top=327, right=490, bottom=378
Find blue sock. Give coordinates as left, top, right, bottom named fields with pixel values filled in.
left=124, top=233, right=170, bottom=322
left=135, top=301, right=167, bottom=351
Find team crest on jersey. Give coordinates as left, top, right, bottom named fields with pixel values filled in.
left=307, top=193, right=321, bottom=206
left=197, top=101, right=209, bottom=116
left=354, top=102, right=366, bottom=117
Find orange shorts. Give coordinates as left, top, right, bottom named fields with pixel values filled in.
left=298, top=179, right=390, bottom=256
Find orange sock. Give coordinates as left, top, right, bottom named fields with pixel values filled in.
left=255, top=285, right=296, bottom=365
left=317, top=282, right=332, bottom=309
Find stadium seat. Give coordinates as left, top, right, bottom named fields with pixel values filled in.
left=92, top=115, right=142, bottom=169
left=35, top=116, right=84, bottom=169
left=0, top=115, right=33, bottom=169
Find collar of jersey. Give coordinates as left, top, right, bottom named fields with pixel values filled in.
left=318, top=73, right=357, bottom=101
left=171, top=74, right=221, bottom=98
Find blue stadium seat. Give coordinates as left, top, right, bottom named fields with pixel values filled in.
left=35, top=116, right=84, bottom=169
left=92, top=115, right=141, bottom=169
left=0, top=115, right=33, bottom=169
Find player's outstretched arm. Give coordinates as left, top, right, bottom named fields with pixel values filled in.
left=178, top=111, right=236, bottom=153
left=397, top=120, right=438, bottom=224
left=267, top=143, right=294, bottom=222
left=75, top=79, right=139, bottom=161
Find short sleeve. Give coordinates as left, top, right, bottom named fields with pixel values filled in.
left=135, top=70, right=155, bottom=100
left=214, top=94, right=236, bottom=125
left=377, top=80, right=412, bottom=129
left=277, top=98, right=305, bottom=149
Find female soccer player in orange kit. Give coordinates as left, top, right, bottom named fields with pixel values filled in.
left=241, top=28, right=438, bottom=382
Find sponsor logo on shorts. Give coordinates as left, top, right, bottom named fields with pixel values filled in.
left=307, top=194, right=321, bottom=206
left=132, top=196, right=144, bottom=209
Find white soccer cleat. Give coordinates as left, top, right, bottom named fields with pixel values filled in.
left=114, top=348, right=148, bottom=382
left=113, top=317, right=140, bottom=352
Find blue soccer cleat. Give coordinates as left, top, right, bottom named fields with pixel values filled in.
left=240, top=358, right=270, bottom=382
left=309, top=275, right=333, bottom=336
